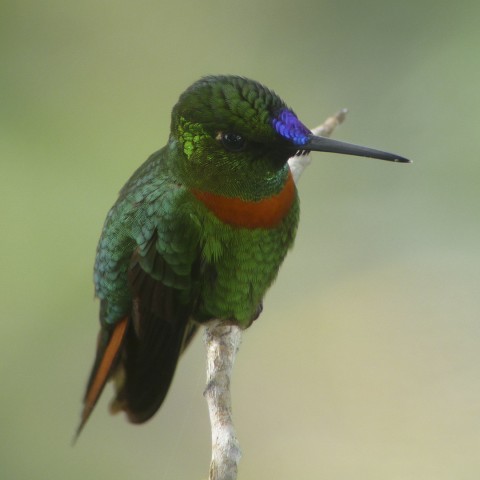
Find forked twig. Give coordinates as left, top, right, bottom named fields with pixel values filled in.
left=203, top=110, right=348, bottom=480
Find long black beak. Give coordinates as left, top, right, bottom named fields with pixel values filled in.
left=303, top=134, right=411, bottom=163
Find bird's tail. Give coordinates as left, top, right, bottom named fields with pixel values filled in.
left=74, top=316, right=128, bottom=442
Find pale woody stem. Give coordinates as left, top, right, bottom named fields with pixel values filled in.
left=203, top=110, right=347, bottom=480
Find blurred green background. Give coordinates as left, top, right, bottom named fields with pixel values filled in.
left=2, top=0, right=480, bottom=478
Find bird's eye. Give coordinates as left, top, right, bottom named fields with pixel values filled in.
left=218, top=132, right=247, bottom=152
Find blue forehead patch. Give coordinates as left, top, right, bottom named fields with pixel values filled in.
left=272, top=109, right=311, bottom=146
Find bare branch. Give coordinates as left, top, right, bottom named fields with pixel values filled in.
left=204, top=323, right=242, bottom=480
left=203, top=110, right=347, bottom=480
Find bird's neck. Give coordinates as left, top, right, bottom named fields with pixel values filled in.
left=191, top=170, right=296, bottom=229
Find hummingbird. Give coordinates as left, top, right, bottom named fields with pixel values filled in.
left=76, top=75, right=409, bottom=438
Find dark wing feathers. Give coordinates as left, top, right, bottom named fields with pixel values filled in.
left=79, top=204, right=201, bottom=434
left=113, top=230, right=200, bottom=423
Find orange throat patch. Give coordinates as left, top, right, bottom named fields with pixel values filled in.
left=191, top=170, right=296, bottom=229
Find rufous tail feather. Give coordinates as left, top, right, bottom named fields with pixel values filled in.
left=73, top=317, right=128, bottom=443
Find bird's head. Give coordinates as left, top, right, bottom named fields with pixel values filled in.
left=169, top=75, right=409, bottom=199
